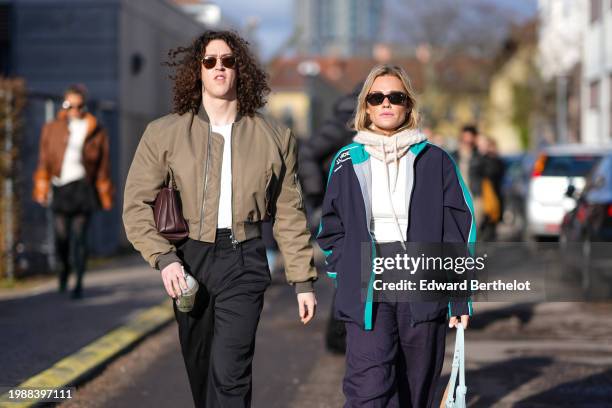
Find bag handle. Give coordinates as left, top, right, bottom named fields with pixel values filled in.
left=445, top=324, right=466, bottom=408
left=166, top=167, right=178, bottom=190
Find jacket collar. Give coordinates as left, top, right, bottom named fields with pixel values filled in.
left=57, top=110, right=98, bottom=136
left=351, top=139, right=429, bottom=162
left=196, top=102, right=244, bottom=125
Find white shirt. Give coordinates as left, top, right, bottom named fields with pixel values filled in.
left=370, top=156, right=408, bottom=242
left=212, top=123, right=234, bottom=228
left=52, top=118, right=87, bottom=186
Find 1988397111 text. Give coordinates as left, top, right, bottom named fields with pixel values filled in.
left=0, top=387, right=75, bottom=402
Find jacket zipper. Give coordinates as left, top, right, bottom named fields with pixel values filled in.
left=229, top=123, right=239, bottom=249
left=264, top=172, right=272, bottom=216
left=198, top=123, right=212, bottom=240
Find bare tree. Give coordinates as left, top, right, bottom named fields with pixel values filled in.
left=384, top=0, right=523, bottom=59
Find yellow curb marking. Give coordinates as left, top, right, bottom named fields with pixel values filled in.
left=0, top=299, right=173, bottom=407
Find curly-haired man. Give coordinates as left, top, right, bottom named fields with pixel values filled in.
left=123, top=31, right=317, bottom=407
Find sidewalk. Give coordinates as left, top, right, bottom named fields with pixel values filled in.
left=0, top=255, right=167, bottom=388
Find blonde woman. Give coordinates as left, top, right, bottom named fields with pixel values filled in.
left=317, top=65, right=474, bottom=407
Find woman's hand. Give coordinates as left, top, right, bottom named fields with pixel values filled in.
left=449, top=315, right=469, bottom=329
left=297, top=292, right=317, bottom=324
left=161, top=262, right=188, bottom=298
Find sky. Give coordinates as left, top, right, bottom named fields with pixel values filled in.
left=215, top=0, right=538, bottom=61
left=216, top=0, right=294, bottom=60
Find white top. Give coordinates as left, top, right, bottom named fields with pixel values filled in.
left=212, top=123, right=234, bottom=228
left=370, top=156, right=408, bottom=242
left=52, top=118, right=87, bottom=186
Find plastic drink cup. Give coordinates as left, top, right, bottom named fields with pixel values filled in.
left=176, top=269, right=199, bottom=312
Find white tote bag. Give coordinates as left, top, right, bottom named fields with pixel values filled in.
left=444, top=324, right=466, bottom=408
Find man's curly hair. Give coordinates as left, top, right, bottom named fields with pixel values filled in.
left=164, top=30, right=270, bottom=117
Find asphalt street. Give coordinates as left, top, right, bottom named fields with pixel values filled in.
left=3, top=245, right=612, bottom=407
left=0, top=256, right=165, bottom=387
left=59, top=274, right=612, bottom=407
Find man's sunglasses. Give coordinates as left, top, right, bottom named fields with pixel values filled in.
left=200, top=55, right=237, bottom=70
left=366, top=92, right=409, bottom=106
left=62, top=101, right=85, bottom=111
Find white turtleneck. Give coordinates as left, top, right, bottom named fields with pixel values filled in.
left=371, top=156, right=408, bottom=242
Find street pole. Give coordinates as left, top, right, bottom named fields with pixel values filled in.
left=3, top=88, right=14, bottom=280
left=556, top=75, right=568, bottom=144
left=44, top=99, right=56, bottom=271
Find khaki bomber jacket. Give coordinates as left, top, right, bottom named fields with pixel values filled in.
left=123, top=106, right=317, bottom=292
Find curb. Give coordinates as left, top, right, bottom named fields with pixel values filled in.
left=0, top=299, right=174, bottom=407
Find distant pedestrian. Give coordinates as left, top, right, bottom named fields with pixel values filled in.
left=32, top=84, right=114, bottom=299
left=453, top=125, right=485, bottom=229
left=477, top=135, right=504, bottom=241
left=299, top=82, right=362, bottom=227
left=299, top=83, right=362, bottom=354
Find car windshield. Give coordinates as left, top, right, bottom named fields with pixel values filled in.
left=541, top=155, right=600, bottom=177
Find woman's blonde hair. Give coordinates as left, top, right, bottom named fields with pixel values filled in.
left=351, top=64, right=419, bottom=132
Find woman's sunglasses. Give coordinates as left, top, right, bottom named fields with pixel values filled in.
left=366, top=92, right=409, bottom=106
left=200, top=55, right=237, bottom=70
left=62, top=101, right=85, bottom=111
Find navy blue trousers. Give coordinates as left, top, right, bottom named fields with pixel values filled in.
left=343, top=241, right=447, bottom=408
left=343, top=302, right=446, bottom=408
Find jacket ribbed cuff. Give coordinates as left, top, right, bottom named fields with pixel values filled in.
left=294, top=280, right=314, bottom=294
left=156, top=251, right=182, bottom=272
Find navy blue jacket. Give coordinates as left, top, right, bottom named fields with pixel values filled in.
left=316, top=141, right=475, bottom=330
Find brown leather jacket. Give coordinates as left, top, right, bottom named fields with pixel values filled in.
left=122, top=106, right=317, bottom=291
left=32, top=111, right=114, bottom=210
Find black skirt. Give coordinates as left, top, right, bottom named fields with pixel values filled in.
left=51, top=178, right=99, bottom=215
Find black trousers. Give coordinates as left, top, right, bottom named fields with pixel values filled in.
left=53, top=211, right=90, bottom=295
left=174, top=229, right=271, bottom=408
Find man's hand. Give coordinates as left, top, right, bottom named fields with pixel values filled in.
left=297, top=292, right=317, bottom=324
left=161, top=262, right=188, bottom=299
left=449, top=315, right=469, bottom=329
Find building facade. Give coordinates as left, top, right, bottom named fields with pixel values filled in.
left=4, top=0, right=208, bottom=272
left=581, top=0, right=612, bottom=144
left=294, top=0, right=381, bottom=57
left=537, top=0, right=585, bottom=143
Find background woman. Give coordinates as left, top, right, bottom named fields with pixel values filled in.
left=33, top=84, right=113, bottom=299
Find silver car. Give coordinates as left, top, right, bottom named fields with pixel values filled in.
left=526, top=144, right=612, bottom=240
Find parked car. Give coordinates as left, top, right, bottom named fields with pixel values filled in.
left=560, top=153, right=612, bottom=297
left=526, top=144, right=612, bottom=240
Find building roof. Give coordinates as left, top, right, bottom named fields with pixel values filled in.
left=171, top=0, right=206, bottom=5
left=268, top=54, right=491, bottom=95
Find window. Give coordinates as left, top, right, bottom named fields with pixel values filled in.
left=590, top=0, right=601, bottom=23
left=542, top=155, right=600, bottom=177
left=590, top=80, right=600, bottom=110
left=0, top=4, right=10, bottom=75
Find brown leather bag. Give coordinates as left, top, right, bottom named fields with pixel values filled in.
left=153, top=168, right=189, bottom=243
